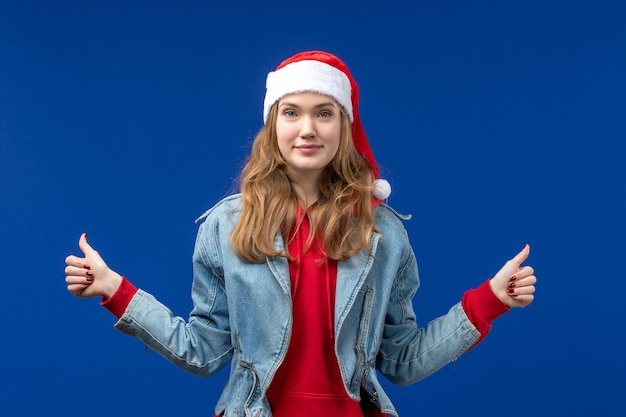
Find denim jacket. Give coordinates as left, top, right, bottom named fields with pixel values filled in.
left=114, top=194, right=480, bottom=417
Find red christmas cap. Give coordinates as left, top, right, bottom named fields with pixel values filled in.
left=263, top=51, right=390, bottom=200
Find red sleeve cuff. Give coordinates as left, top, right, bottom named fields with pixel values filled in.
left=470, top=279, right=510, bottom=323
left=100, top=277, right=138, bottom=319
left=462, top=279, right=510, bottom=349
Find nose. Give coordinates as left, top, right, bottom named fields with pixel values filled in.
left=299, top=115, right=316, bottom=138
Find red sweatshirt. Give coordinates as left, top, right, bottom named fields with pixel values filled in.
left=265, top=208, right=365, bottom=416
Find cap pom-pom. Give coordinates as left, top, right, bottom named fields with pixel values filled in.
left=372, top=178, right=391, bottom=200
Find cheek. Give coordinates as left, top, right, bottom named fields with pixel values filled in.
left=275, top=121, right=296, bottom=141
left=325, top=125, right=342, bottom=154
left=275, top=135, right=295, bottom=161
left=275, top=131, right=288, bottom=150
left=274, top=123, right=289, bottom=151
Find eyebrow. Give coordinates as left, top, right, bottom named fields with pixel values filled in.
left=278, top=101, right=338, bottom=110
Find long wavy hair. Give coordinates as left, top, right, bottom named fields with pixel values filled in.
left=230, top=103, right=376, bottom=262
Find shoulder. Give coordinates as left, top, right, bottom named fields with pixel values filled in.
left=370, top=203, right=417, bottom=273
left=193, top=194, right=243, bottom=252
left=373, top=203, right=412, bottom=236
left=195, top=194, right=243, bottom=225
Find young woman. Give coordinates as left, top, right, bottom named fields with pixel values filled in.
left=65, top=51, right=537, bottom=417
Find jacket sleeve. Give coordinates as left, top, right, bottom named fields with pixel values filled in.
left=113, top=221, right=234, bottom=377
left=375, top=245, right=481, bottom=386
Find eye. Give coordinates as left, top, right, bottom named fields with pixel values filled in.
left=283, top=110, right=297, bottom=118
left=318, top=110, right=332, bottom=118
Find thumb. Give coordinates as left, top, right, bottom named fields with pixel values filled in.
left=511, top=243, right=530, bottom=266
left=78, top=232, right=98, bottom=257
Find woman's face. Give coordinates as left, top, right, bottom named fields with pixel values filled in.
left=275, top=92, right=342, bottom=182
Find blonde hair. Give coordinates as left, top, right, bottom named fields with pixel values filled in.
left=230, top=103, right=376, bottom=262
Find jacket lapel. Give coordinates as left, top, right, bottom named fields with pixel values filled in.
left=335, top=231, right=381, bottom=328
left=266, top=233, right=292, bottom=299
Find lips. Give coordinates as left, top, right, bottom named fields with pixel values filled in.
left=294, top=144, right=322, bottom=154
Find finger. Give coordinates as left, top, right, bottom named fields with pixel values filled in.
left=67, top=283, right=90, bottom=294
left=65, top=255, right=89, bottom=268
left=511, top=294, right=535, bottom=306
left=511, top=265, right=535, bottom=280
left=510, top=244, right=530, bottom=266
left=65, top=265, right=92, bottom=277
left=509, top=284, right=536, bottom=297
left=514, top=275, right=537, bottom=288
left=65, top=275, right=93, bottom=285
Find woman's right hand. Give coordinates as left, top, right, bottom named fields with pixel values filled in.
left=65, top=233, right=122, bottom=299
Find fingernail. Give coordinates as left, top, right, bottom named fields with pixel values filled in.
left=86, top=276, right=94, bottom=282
left=508, top=281, right=516, bottom=288
left=86, top=270, right=94, bottom=277
left=507, top=288, right=515, bottom=294
left=84, top=264, right=91, bottom=270
left=510, top=275, right=517, bottom=282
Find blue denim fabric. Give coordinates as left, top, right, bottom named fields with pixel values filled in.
left=114, top=194, right=480, bottom=417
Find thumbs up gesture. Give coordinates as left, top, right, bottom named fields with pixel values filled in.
left=65, top=233, right=122, bottom=299
left=489, top=244, right=537, bottom=308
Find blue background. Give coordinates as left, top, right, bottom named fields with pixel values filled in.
left=2, top=1, right=625, bottom=415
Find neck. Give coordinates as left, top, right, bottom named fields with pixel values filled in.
left=288, top=173, right=320, bottom=209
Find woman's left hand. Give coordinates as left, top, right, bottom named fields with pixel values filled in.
left=490, top=244, right=537, bottom=308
